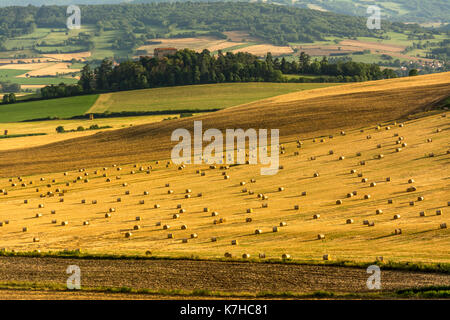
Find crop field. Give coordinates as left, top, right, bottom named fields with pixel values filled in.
left=0, top=95, right=99, bottom=123
left=88, top=83, right=338, bottom=114
left=0, top=73, right=448, bottom=299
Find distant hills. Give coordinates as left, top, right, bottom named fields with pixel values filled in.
left=0, top=0, right=448, bottom=23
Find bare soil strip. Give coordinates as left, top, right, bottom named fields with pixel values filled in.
left=0, top=257, right=449, bottom=296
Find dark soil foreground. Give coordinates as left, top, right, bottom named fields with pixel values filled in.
left=0, top=256, right=449, bottom=299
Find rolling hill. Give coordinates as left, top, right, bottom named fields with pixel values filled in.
left=0, top=72, right=448, bottom=177
left=0, top=73, right=448, bottom=266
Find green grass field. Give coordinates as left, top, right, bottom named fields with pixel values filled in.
left=88, top=83, right=339, bottom=113
left=0, top=69, right=78, bottom=86
left=0, top=95, right=99, bottom=122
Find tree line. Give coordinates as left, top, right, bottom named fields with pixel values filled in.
left=29, top=49, right=396, bottom=102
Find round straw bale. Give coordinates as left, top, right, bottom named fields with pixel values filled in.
left=190, top=233, right=198, bottom=239
left=125, top=232, right=132, bottom=238
left=109, top=208, right=115, bottom=213
left=262, top=203, right=268, bottom=208
left=436, top=209, right=443, bottom=216
left=280, top=221, right=287, bottom=227
left=167, top=233, right=174, bottom=239
left=139, top=200, right=145, bottom=205
left=313, top=214, right=320, bottom=219
left=339, top=156, right=345, bottom=160
left=105, top=213, right=111, bottom=218
left=393, top=214, right=401, bottom=220
left=173, top=214, right=180, bottom=219
left=440, top=223, right=447, bottom=229
left=336, top=199, right=343, bottom=205
left=364, top=194, right=371, bottom=199
left=278, top=187, right=284, bottom=191
left=409, top=201, right=415, bottom=206
left=313, top=172, right=319, bottom=177
left=224, top=252, right=232, bottom=258
left=83, top=221, right=90, bottom=225
left=346, top=219, right=354, bottom=224
left=376, top=209, right=383, bottom=215
left=211, top=237, right=217, bottom=242
left=185, top=194, right=191, bottom=199
left=255, top=229, right=262, bottom=235
left=154, top=204, right=160, bottom=208
left=323, top=254, right=330, bottom=261
left=272, top=226, right=279, bottom=232
left=370, top=182, right=376, bottom=187
left=231, top=240, right=238, bottom=245
left=61, top=221, right=68, bottom=226
left=419, top=211, right=426, bottom=217
left=394, top=229, right=402, bottom=235
left=133, top=225, right=141, bottom=230
left=33, top=237, right=40, bottom=242
left=211, top=211, right=219, bottom=217
left=35, top=213, right=42, bottom=218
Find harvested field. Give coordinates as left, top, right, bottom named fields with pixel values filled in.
left=16, top=63, right=79, bottom=77
left=232, top=44, right=293, bottom=56
left=42, top=52, right=91, bottom=62
left=0, top=72, right=447, bottom=176
left=0, top=257, right=448, bottom=295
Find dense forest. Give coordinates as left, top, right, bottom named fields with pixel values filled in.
left=0, top=2, right=426, bottom=46
left=32, top=49, right=397, bottom=101
left=1, top=0, right=447, bottom=23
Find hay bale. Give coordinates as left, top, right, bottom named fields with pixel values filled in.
left=279, top=221, right=287, bottom=227
left=22, top=227, right=28, bottom=232
left=262, top=203, right=268, bottom=208
left=388, top=199, right=393, bottom=204
left=336, top=199, right=343, bottom=205
left=417, top=196, right=424, bottom=201
left=173, top=214, right=180, bottom=219
left=440, top=223, right=447, bottom=229
left=185, top=194, right=191, bottom=199
left=393, top=214, right=401, bottom=220
left=339, top=156, right=345, bottom=160
left=363, top=220, right=369, bottom=225
left=211, top=237, right=217, bottom=242
left=362, top=178, right=368, bottom=183
left=81, top=199, right=86, bottom=204
left=242, top=253, right=250, bottom=259
left=136, top=216, right=142, bottom=221
left=313, top=214, right=320, bottom=219
left=407, top=186, right=417, bottom=192
left=323, top=254, right=330, bottom=261
left=167, top=233, right=174, bottom=239
left=190, top=233, right=198, bottom=239
left=61, top=221, right=68, bottom=226
left=125, top=190, right=130, bottom=195
left=313, top=172, right=319, bottom=177
left=278, top=187, right=284, bottom=192
left=154, top=204, right=160, bottom=209
left=394, top=229, right=402, bottom=235
left=358, top=173, right=363, bottom=177
left=105, top=213, right=111, bottom=218
left=139, top=200, right=145, bottom=205
left=109, top=208, right=116, bottom=213
left=33, top=237, right=40, bottom=242
left=133, top=225, right=141, bottom=230
left=364, top=194, right=371, bottom=199
left=346, top=193, right=353, bottom=198
left=346, top=219, right=354, bottom=224
left=35, top=213, right=42, bottom=218
left=419, top=211, right=426, bottom=217
left=231, top=240, right=238, bottom=245
left=376, top=209, right=383, bottom=215
left=51, top=219, right=57, bottom=224
left=211, top=211, right=219, bottom=217
left=409, top=201, right=415, bottom=206
left=370, top=182, right=377, bottom=187
left=255, top=229, right=262, bottom=235
left=368, top=222, right=375, bottom=227
left=436, top=209, right=443, bottom=216
left=163, top=224, right=170, bottom=230
left=317, top=234, right=325, bottom=240
left=83, top=221, right=90, bottom=225
left=360, top=161, right=366, bottom=166
left=125, top=232, right=132, bottom=238
left=224, top=252, right=232, bottom=258
left=38, top=204, right=44, bottom=208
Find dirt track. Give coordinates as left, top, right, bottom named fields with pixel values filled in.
left=0, top=257, right=449, bottom=297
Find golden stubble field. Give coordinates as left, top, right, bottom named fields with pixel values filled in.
left=0, top=110, right=448, bottom=264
